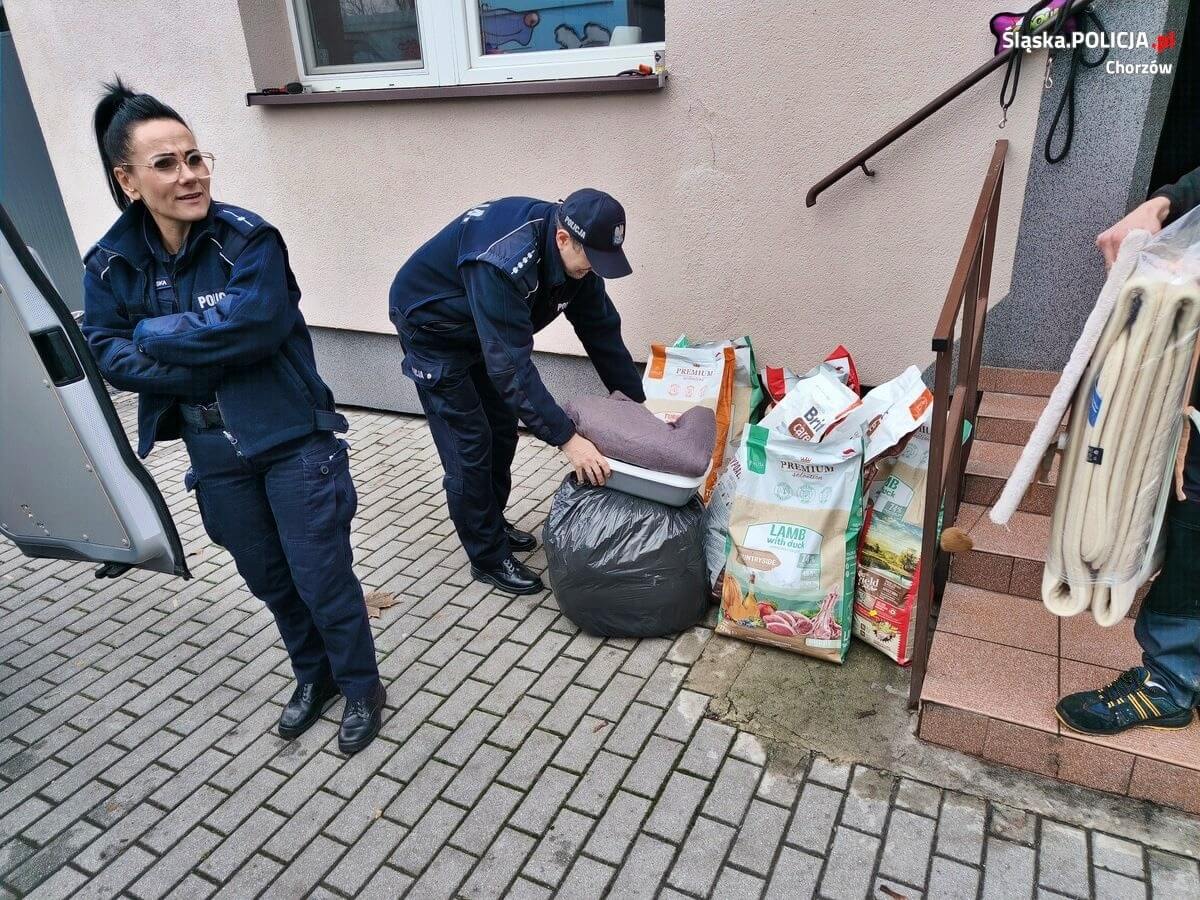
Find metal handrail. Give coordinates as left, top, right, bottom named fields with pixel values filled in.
left=907, top=140, right=1008, bottom=710
left=806, top=0, right=1096, bottom=208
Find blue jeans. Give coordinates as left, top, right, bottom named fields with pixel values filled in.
left=1137, top=499, right=1200, bottom=709
left=183, top=426, right=379, bottom=700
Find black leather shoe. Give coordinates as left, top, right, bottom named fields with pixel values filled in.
left=504, top=521, right=538, bottom=553
left=339, top=680, right=386, bottom=755
left=278, top=679, right=340, bottom=740
left=471, top=556, right=545, bottom=595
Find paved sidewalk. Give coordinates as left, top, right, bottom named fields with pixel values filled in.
left=0, top=400, right=1198, bottom=899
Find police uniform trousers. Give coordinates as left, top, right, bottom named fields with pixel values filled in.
left=394, top=308, right=519, bottom=569
left=182, top=422, right=379, bottom=700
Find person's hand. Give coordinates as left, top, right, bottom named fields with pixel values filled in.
left=1097, top=196, right=1171, bottom=269
left=562, top=434, right=611, bottom=486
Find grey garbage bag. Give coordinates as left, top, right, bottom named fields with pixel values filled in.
left=543, top=475, right=708, bottom=638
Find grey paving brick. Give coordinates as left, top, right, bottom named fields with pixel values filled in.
left=507, top=876, right=555, bottom=900
left=261, top=790, right=343, bottom=862
left=1092, top=832, right=1145, bottom=880
left=587, top=673, right=644, bottom=723
left=262, top=748, right=338, bottom=816
left=407, top=845, right=476, bottom=900
left=1147, top=850, right=1200, bottom=899
left=322, top=735, right=399, bottom=799
left=127, top=826, right=222, bottom=900
left=926, top=855, right=982, bottom=898
left=23, top=864, right=89, bottom=900
left=984, top=837, right=1038, bottom=900
left=261, top=834, right=345, bottom=899
left=1093, top=869, right=1147, bottom=900
left=730, top=799, right=791, bottom=877
left=786, top=781, right=843, bottom=854
left=666, top=627, right=711, bottom=666
left=355, top=864, right=414, bottom=900
left=203, top=767, right=286, bottom=836
left=936, top=791, right=987, bottom=866
left=479, top=667, right=538, bottom=717
left=553, top=714, right=610, bottom=776
left=702, top=756, right=761, bottom=827
left=527, top=654, right=584, bottom=702
left=807, top=754, right=852, bottom=789
left=610, top=833, right=677, bottom=900
left=992, top=802, right=1038, bottom=845
left=653, top=689, right=709, bottom=744
left=510, top=765, right=578, bottom=836
left=498, top=729, right=561, bottom=791
left=323, top=817, right=406, bottom=896
left=4, top=822, right=101, bottom=895
left=556, top=854, right=616, bottom=899
left=140, top=784, right=225, bottom=855
left=765, top=845, right=822, bottom=900
left=75, top=845, right=157, bottom=900
left=166, top=874, right=215, bottom=900
left=429, top=678, right=491, bottom=729
left=583, top=789, right=651, bottom=866
left=458, top=827, right=536, bottom=900
left=622, top=735, right=684, bottom=800
left=452, top=783, right=523, bottom=852
left=391, top=800, right=464, bottom=876
left=879, top=809, right=937, bottom=888
left=729, top=731, right=768, bottom=766
left=536, top=685, right=595, bottom=739
left=712, top=865, right=766, bottom=900
left=1038, top=821, right=1090, bottom=898
left=604, top=702, right=662, bottom=759
left=435, top=709, right=500, bottom=766
left=841, top=766, right=894, bottom=835
left=22, top=780, right=110, bottom=846
left=677, top=718, right=736, bottom=780
left=523, top=808, right=595, bottom=888
left=199, top=806, right=286, bottom=882
left=644, top=770, right=709, bottom=844
left=382, top=722, right=450, bottom=784
left=819, top=826, right=881, bottom=900
left=757, top=766, right=803, bottom=809
left=565, top=750, right=632, bottom=818
left=667, top=815, right=735, bottom=896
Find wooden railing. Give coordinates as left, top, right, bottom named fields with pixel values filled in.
left=907, top=139, right=1008, bottom=709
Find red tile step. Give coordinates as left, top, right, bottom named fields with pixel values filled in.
left=948, top=503, right=1049, bottom=600
left=979, top=366, right=1061, bottom=398
left=976, top=391, right=1050, bottom=446
left=962, top=439, right=1058, bottom=516
left=919, top=586, right=1200, bottom=814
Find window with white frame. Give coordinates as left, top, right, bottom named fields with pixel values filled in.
left=288, top=0, right=665, bottom=90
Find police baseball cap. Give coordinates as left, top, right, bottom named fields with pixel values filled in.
left=559, top=189, right=632, bottom=278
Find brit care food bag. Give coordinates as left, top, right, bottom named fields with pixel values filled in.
left=643, top=343, right=736, bottom=501
left=716, top=424, right=865, bottom=664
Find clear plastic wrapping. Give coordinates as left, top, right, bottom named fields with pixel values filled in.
left=1043, top=208, right=1200, bottom=626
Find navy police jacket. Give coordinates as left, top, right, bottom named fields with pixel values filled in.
left=389, top=197, right=645, bottom=447
left=83, top=201, right=347, bottom=459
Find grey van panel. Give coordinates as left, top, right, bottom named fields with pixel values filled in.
left=0, top=203, right=188, bottom=578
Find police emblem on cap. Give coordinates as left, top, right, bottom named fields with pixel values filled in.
left=612, top=224, right=625, bottom=246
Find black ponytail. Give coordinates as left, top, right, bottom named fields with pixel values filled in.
left=93, top=78, right=188, bottom=211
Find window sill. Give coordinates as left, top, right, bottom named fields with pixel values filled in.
left=246, top=72, right=666, bottom=106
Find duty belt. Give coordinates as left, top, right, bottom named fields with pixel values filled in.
left=179, top=402, right=224, bottom=430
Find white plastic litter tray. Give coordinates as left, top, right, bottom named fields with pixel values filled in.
left=603, top=457, right=706, bottom=507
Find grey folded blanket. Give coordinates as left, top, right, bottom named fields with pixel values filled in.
left=563, top=392, right=717, bottom=478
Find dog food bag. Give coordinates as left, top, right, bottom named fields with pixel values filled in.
left=854, top=564, right=918, bottom=665
left=833, top=366, right=933, bottom=464
left=761, top=365, right=799, bottom=412
left=677, top=335, right=764, bottom=457
left=824, top=345, right=861, bottom=396
left=643, top=343, right=736, bottom=501
left=759, top=365, right=860, bottom=443
left=703, top=451, right=744, bottom=590
left=716, top=424, right=865, bottom=664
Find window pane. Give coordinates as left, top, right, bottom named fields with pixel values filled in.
left=478, top=1, right=664, bottom=55
left=299, top=0, right=423, bottom=71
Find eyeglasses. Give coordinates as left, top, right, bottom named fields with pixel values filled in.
left=122, top=151, right=215, bottom=181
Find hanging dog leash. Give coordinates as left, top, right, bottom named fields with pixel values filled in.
left=995, top=0, right=1108, bottom=163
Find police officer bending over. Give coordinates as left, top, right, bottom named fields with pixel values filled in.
left=83, top=81, right=384, bottom=754
left=390, top=190, right=645, bottom=595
